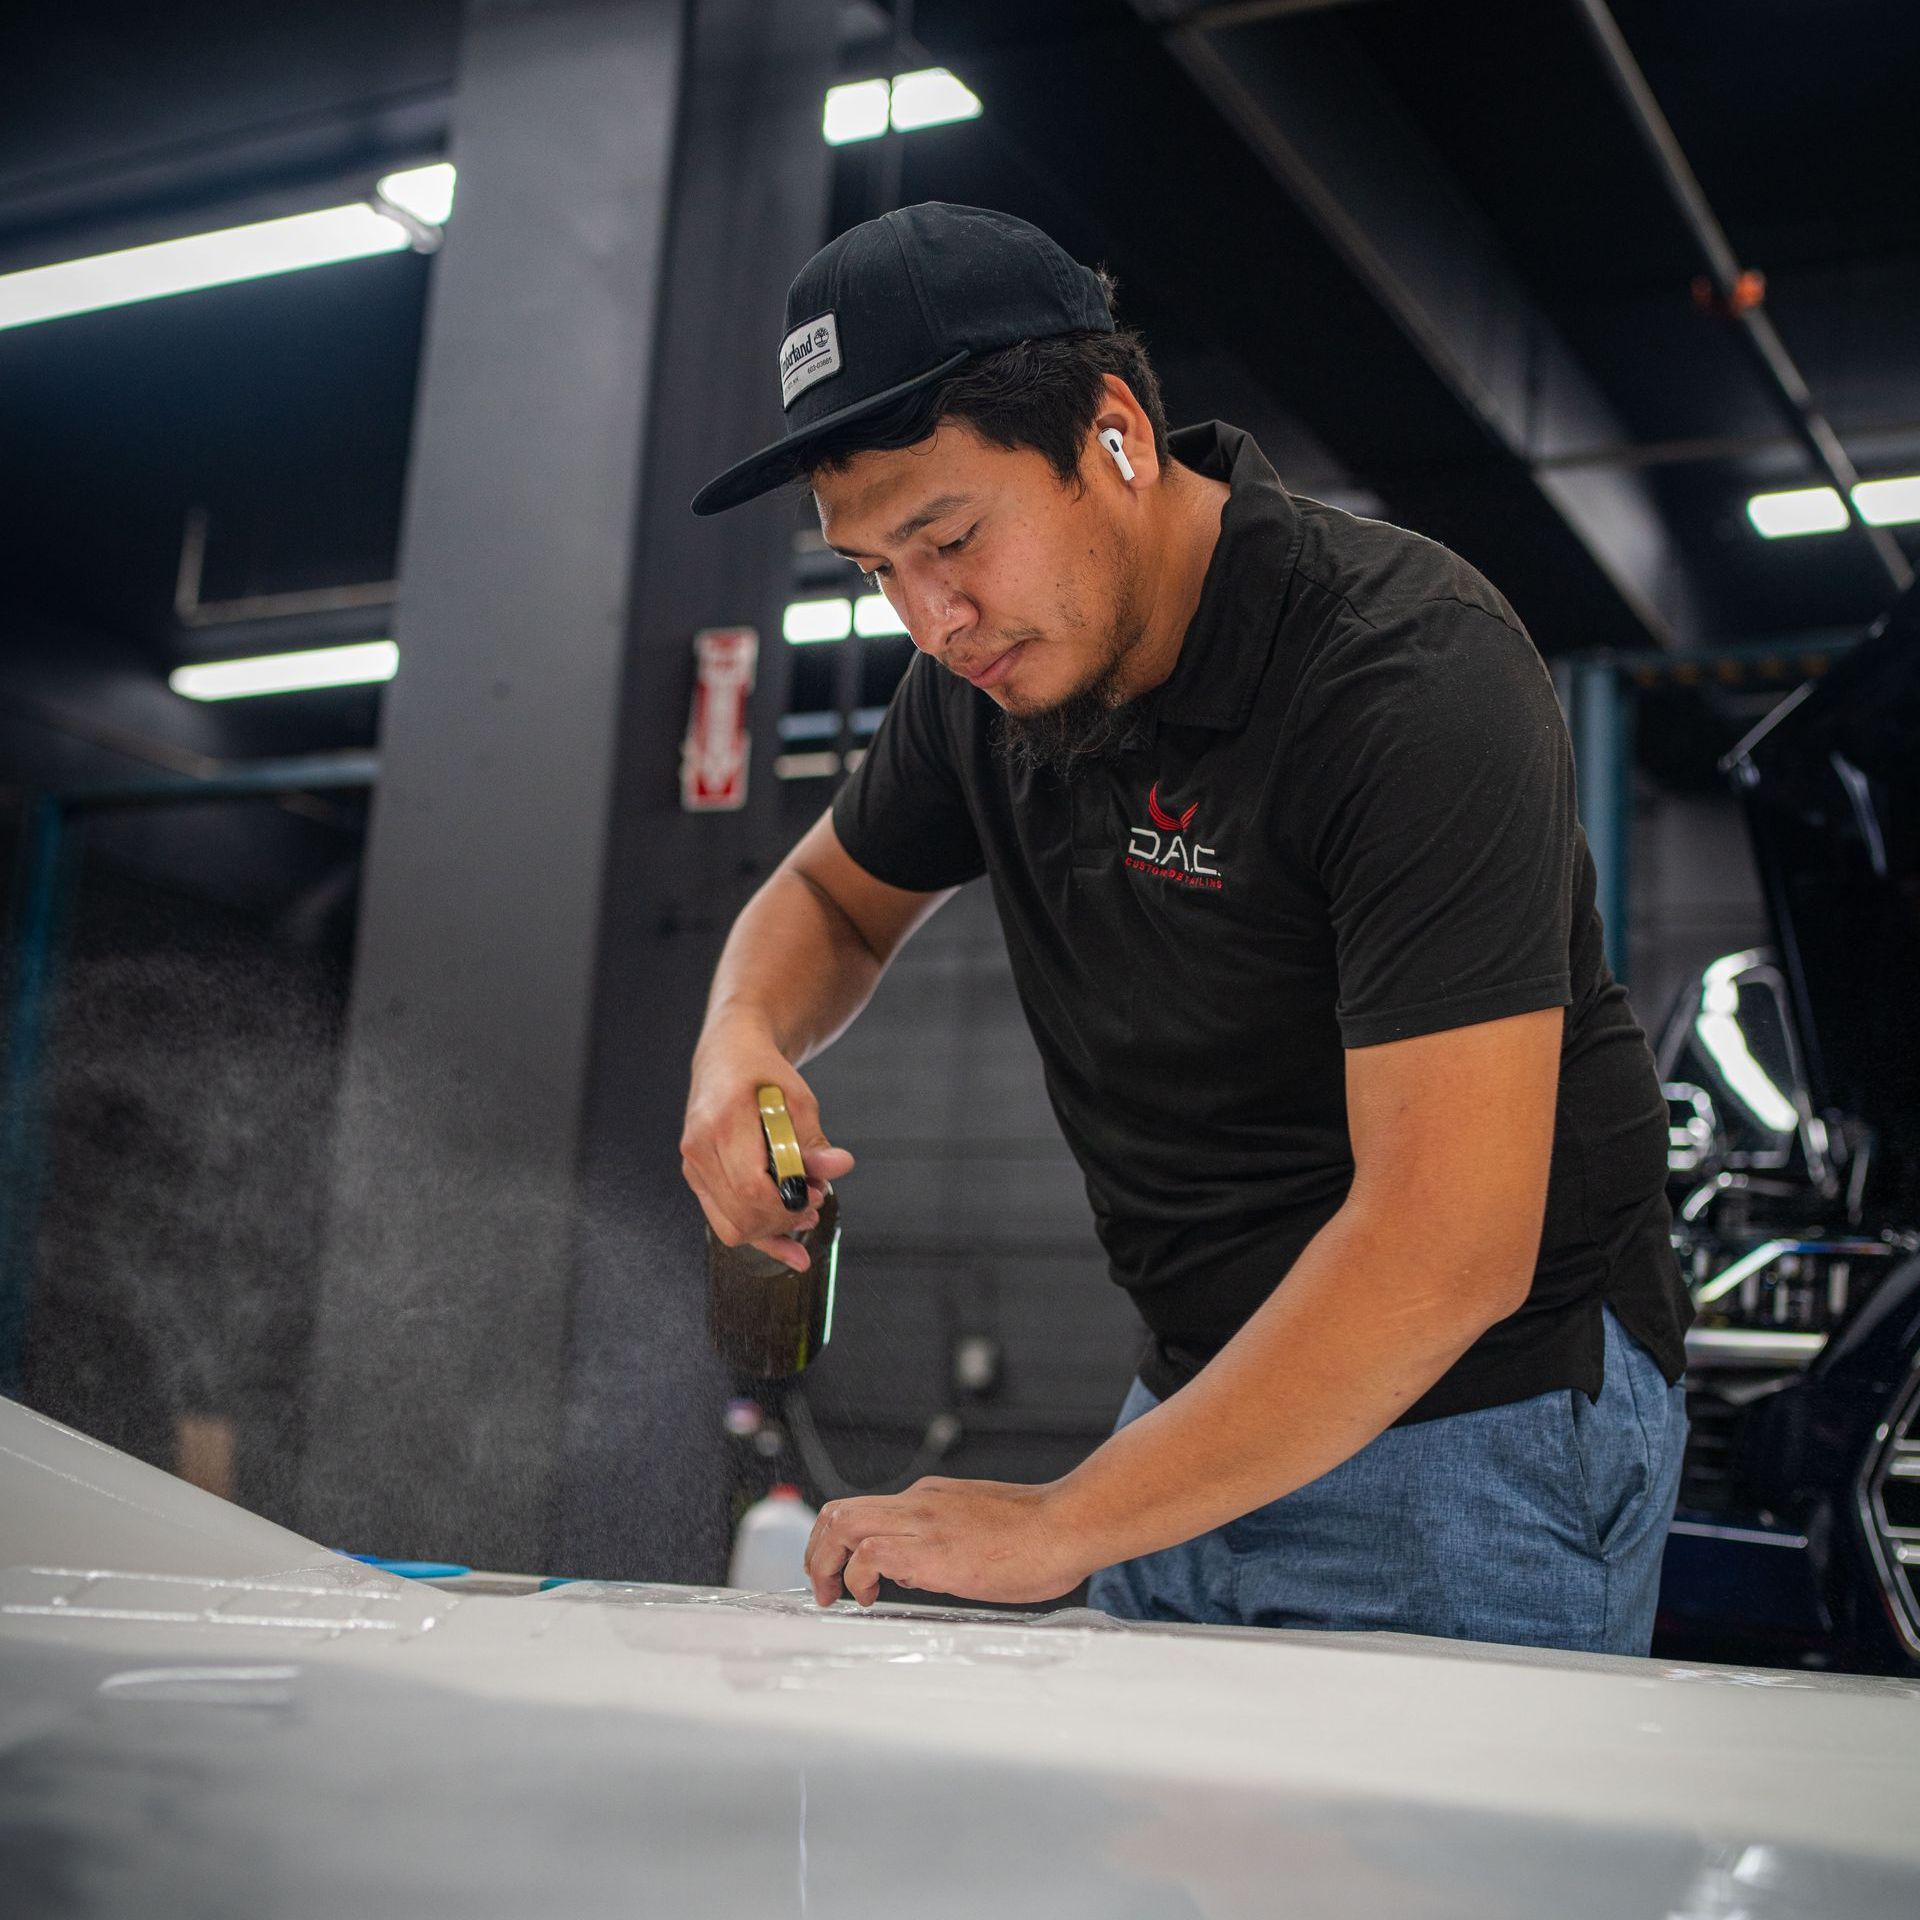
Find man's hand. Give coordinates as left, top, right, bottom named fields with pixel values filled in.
left=803, top=1477, right=1096, bottom=1609
left=680, top=1015, right=854, bottom=1272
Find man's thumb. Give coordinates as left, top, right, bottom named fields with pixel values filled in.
left=802, top=1142, right=856, bottom=1179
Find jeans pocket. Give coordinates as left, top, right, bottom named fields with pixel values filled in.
left=1560, top=1390, right=1603, bottom=1558
left=1568, top=1359, right=1655, bottom=1561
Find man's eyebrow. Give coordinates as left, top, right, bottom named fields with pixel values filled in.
left=825, top=492, right=976, bottom=558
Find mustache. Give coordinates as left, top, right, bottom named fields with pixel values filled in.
left=947, top=630, right=1044, bottom=675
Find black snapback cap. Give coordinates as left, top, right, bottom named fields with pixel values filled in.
left=690, top=201, right=1113, bottom=517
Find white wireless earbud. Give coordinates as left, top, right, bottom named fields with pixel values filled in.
left=1098, top=427, right=1136, bottom=484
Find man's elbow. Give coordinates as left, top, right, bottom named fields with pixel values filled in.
left=1474, top=1255, right=1536, bottom=1329
left=1397, top=1228, right=1538, bottom=1336
left=1455, top=1210, right=1546, bottom=1327
left=1348, top=1186, right=1544, bottom=1333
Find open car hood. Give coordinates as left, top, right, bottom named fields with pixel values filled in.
left=1726, top=585, right=1920, bottom=1219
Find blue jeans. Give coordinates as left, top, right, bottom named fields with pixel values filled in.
left=1086, top=1305, right=1688, bottom=1656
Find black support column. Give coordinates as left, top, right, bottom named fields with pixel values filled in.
left=299, top=0, right=837, bottom=1575
left=552, top=0, right=844, bottom=1584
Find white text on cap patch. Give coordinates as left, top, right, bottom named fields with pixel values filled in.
left=779, top=312, right=842, bottom=409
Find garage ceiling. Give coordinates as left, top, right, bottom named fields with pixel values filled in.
left=1, top=0, right=1914, bottom=718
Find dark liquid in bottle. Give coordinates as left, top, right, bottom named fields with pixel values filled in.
left=706, top=1185, right=840, bottom=1378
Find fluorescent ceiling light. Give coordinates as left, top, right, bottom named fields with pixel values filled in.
left=1747, top=473, right=1920, bottom=539
left=1854, top=474, right=1920, bottom=528
left=0, top=205, right=415, bottom=333
left=0, top=162, right=456, bottom=333
left=783, top=597, right=853, bottom=643
left=377, top=162, right=456, bottom=227
left=852, top=592, right=908, bottom=636
left=824, top=79, right=891, bottom=145
left=889, top=68, right=982, bottom=132
left=823, top=70, right=981, bottom=144
left=169, top=640, right=399, bottom=701
left=1747, top=486, right=1848, bottom=539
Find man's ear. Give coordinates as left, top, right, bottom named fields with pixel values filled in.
left=1091, top=373, right=1159, bottom=487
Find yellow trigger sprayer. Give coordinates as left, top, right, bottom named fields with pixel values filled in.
left=705, top=1085, right=840, bottom=1379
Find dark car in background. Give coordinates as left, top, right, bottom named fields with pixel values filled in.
left=1654, top=586, right=1920, bottom=1674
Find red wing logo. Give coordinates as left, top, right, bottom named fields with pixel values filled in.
left=1127, top=782, right=1223, bottom=892
left=1146, top=782, right=1198, bottom=834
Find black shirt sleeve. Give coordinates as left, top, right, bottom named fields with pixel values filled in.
left=1284, top=598, right=1576, bottom=1048
left=830, top=651, right=988, bottom=892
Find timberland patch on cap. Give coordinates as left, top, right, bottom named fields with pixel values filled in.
left=779, top=312, right=842, bottom=409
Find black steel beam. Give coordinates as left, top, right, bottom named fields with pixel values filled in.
left=1540, top=422, right=1920, bottom=474
left=554, top=0, right=844, bottom=1583
left=0, top=98, right=454, bottom=272
left=1150, top=5, right=1710, bottom=647
left=1569, top=0, right=1910, bottom=598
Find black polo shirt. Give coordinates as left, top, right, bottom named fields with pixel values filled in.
left=832, top=420, right=1692, bottom=1422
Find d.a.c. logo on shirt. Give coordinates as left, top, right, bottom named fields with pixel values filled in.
left=1125, top=782, right=1223, bottom=892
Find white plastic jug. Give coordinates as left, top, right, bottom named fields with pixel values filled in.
left=726, top=1483, right=818, bottom=1593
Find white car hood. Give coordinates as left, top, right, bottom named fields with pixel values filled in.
left=4, top=1393, right=1919, bottom=1917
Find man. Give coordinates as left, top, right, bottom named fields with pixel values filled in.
left=682, top=202, right=1692, bottom=1654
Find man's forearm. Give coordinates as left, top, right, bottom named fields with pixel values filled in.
left=1050, top=1202, right=1531, bottom=1570
left=701, top=867, right=887, bottom=1066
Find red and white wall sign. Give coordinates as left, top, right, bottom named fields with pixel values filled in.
left=680, top=625, right=758, bottom=812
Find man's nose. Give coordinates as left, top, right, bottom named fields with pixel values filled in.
left=903, top=581, right=974, bottom=657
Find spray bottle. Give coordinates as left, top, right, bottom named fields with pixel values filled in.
left=705, top=1085, right=840, bottom=1379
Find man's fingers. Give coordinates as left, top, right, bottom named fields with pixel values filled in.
left=845, top=1537, right=926, bottom=1606
left=783, top=1078, right=831, bottom=1149
left=794, top=1144, right=851, bottom=1220
left=806, top=1500, right=924, bottom=1609
left=843, top=1539, right=889, bottom=1608
left=784, top=1062, right=851, bottom=1185
left=806, top=1509, right=850, bottom=1606
left=748, top=1232, right=811, bottom=1272
left=684, top=1052, right=846, bottom=1248
left=735, top=1089, right=837, bottom=1229
left=801, top=1144, right=856, bottom=1183
left=690, top=1159, right=819, bottom=1264
left=696, top=1093, right=829, bottom=1249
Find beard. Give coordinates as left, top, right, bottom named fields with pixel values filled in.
left=989, top=553, right=1153, bottom=781
left=989, top=663, right=1151, bottom=780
